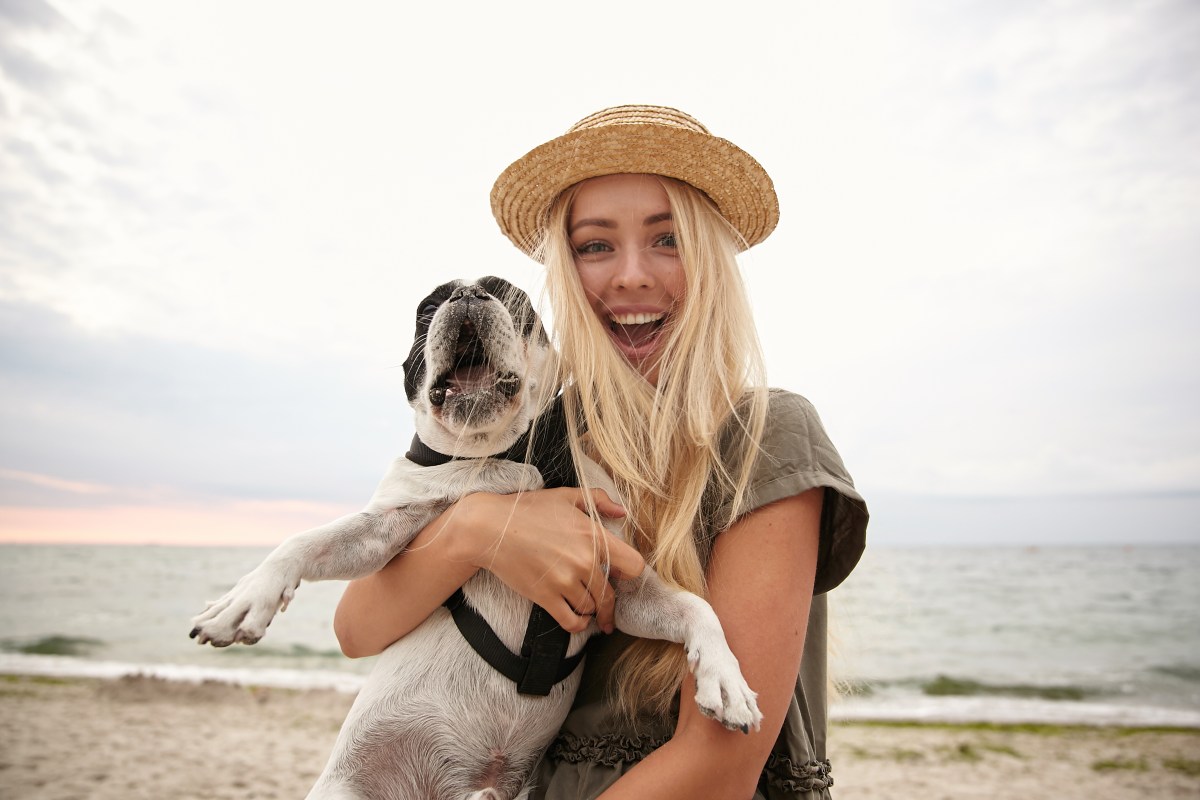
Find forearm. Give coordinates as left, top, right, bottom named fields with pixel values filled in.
left=598, top=726, right=768, bottom=799
left=334, top=486, right=642, bottom=657
left=334, top=503, right=480, bottom=657
left=601, top=490, right=823, bottom=799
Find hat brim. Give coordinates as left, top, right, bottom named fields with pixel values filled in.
left=491, top=124, right=779, bottom=255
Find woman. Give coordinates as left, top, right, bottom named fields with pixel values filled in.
left=334, top=105, right=868, bottom=799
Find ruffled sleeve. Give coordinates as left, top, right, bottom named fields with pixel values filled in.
left=714, top=389, right=868, bottom=594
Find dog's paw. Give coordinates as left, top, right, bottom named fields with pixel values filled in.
left=687, top=638, right=763, bottom=734
left=188, top=567, right=296, bottom=647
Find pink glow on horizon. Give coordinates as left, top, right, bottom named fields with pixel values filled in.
left=0, top=499, right=351, bottom=547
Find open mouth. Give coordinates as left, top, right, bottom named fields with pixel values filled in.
left=607, top=311, right=667, bottom=355
left=429, top=321, right=521, bottom=406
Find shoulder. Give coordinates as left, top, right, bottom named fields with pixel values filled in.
left=756, top=389, right=851, bottom=486
left=738, top=388, right=869, bottom=594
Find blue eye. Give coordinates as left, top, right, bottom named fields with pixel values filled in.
left=575, top=241, right=611, bottom=255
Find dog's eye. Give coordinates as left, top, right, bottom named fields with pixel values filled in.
left=420, top=303, right=439, bottom=317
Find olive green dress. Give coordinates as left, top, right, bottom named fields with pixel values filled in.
left=529, top=390, right=869, bottom=799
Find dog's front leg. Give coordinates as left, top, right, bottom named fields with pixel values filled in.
left=190, top=501, right=448, bottom=647
left=614, top=571, right=764, bottom=733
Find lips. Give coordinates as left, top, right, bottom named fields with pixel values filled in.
left=607, top=310, right=666, bottom=359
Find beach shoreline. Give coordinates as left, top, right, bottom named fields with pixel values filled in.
left=2, top=674, right=1198, bottom=799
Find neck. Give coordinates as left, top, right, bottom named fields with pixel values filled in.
left=404, top=428, right=532, bottom=468
left=404, top=396, right=577, bottom=489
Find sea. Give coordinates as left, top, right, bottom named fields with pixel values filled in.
left=2, top=542, right=1198, bottom=728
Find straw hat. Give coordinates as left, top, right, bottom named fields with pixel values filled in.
left=490, top=105, right=779, bottom=255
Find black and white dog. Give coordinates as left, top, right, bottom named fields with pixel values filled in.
left=189, top=277, right=762, bottom=800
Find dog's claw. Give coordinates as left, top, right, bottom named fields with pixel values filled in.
left=688, top=638, right=763, bottom=734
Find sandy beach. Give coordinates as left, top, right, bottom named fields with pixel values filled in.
left=1, top=674, right=1197, bottom=799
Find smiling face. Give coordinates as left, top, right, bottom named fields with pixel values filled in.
left=567, top=174, right=686, bottom=386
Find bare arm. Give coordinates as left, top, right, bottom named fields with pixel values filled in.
left=334, top=487, right=643, bottom=658
left=598, top=489, right=823, bottom=799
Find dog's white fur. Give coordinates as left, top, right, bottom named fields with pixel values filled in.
left=190, top=278, right=761, bottom=800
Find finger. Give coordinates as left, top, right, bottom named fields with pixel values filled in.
left=593, top=578, right=616, bottom=635
left=548, top=598, right=592, bottom=634
left=587, top=489, right=627, bottom=519
left=604, top=534, right=646, bottom=580
left=570, top=583, right=599, bottom=617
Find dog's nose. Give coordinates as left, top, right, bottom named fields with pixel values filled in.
left=449, top=285, right=490, bottom=303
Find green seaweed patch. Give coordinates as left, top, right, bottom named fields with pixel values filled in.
left=1163, top=758, right=1200, bottom=777
left=948, top=743, right=983, bottom=763
left=980, top=742, right=1024, bottom=758
left=1092, top=757, right=1149, bottom=772
left=3, top=635, right=105, bottom=656
left=922, top=674, right=1088, bottom=701
left=1, top=674, right=72, bottom=685
left=889, top=748, right=925, bottom=763
left=1151, top=664, right=1200, bottom=683
left=221, top=643, right=344, bottom=659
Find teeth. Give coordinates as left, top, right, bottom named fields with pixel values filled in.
left=609, top=312, right=665, bottom=325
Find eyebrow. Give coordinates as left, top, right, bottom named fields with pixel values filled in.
left=568, top=218, right=614, bottom=234
left=568, top=211, right=673, bottom=234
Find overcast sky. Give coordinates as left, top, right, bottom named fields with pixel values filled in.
left=2, top=0, right=1197, bottom=546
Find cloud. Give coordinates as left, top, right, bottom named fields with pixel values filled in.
left=0, top=0, right=1197, bottom=548
left=0, top=468, right=112, bottom=495
left=0, top=301, right=409, bottom=511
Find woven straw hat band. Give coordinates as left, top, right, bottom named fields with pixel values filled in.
left=491, top=105, right=778, bottom=255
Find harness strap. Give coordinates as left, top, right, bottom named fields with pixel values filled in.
left=443, top=588, right=586, bottom=696
left=410, top=395, right=584, bottom=694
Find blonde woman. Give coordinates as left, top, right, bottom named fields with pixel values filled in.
left=334, top=106, right=868, bottom=799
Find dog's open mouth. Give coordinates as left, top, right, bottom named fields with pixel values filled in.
left=429, top=321, right=521, bottom=406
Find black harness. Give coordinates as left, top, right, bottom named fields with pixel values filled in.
left=404, top=397, right=587, bottom=696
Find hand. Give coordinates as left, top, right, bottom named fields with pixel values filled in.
left=454, top=488, right=644, bottom=633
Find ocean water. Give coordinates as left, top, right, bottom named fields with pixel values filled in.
left=1, top=542, right=1198, bottom=727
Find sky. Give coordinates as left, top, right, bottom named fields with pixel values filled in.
left=1, top=0, right=1197, bottom=547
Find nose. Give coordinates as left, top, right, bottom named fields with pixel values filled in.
left=449, top=284, right=490, bottom=303
left=611, top=248, right=655, bottom=290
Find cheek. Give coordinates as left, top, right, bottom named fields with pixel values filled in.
left=575, top=265, right=607, bottom=302
left=662, top=263, right=687, bottom=302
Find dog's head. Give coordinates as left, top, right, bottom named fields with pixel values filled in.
left=402, top=277, right=553, bottom=458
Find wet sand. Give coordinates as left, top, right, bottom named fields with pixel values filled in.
left=1, top=674, right=1197, bottom=799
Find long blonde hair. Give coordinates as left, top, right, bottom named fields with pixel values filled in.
left=536, top=177, right=769, bottom=721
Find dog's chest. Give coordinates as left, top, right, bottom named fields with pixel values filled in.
left=366, top=458, right=543, bottom=515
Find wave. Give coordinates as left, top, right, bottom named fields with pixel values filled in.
left=918, top=674, right=1093, bottom=701
left=0, top=652, right=366, bottom=694
left=4, top=652, right=1198, bottom=729
left=1152, top=664, right=1200, bottom=683
left=0, top=634, right=106, bottom=657
left=832, top=691, right=1200, bottom=728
